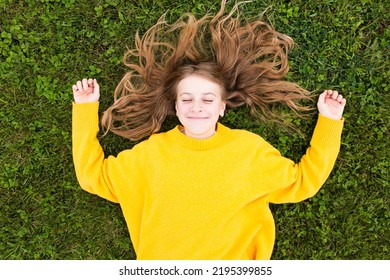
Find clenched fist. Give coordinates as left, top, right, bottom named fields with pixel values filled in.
left=72, top=78, right=100, bottom=104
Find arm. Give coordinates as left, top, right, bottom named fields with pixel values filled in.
left=72, top=79, right=118, bottom=202
left=268, top=90, right=346, bottom=203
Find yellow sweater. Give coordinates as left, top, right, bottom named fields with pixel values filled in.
left=72, top=102, right=344, bottom=260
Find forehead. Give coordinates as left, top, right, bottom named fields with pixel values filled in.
left=177, top=74, right=223, bottom=96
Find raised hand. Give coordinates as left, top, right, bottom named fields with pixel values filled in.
left=72, top=78, right=100, bottom=104
left=317, top=90, right=346, bottom=120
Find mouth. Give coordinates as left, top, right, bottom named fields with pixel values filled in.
left=187, top=116, right=208, bottom=120
left=188, top=117, right=208, bottom=121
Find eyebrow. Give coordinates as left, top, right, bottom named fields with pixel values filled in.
left=179, top=92, right=217, bottom=97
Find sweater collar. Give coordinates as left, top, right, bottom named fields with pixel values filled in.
left=169, top=123, right=231, bottom=151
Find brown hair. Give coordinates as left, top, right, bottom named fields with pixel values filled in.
left=101, top=0, right=312, bottom=140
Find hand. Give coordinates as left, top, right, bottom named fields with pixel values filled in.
left=72, top=78, right=100, bottom=103
left=317, top=90, right=346, bottom=120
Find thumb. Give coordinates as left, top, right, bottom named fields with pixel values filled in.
left=93, top=79, right=100, bottom=95
left=317, top=91, right=326, bottom=106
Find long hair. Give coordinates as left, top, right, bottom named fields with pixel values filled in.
left=101, top=0, right=312, bottom=140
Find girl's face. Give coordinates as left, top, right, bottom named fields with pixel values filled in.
left=175, top=74, right=226, bottom=139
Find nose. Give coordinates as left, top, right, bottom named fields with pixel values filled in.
left=190, top=101, right=203, bottom=112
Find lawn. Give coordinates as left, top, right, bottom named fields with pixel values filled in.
left=1, top=0, right=389, bottom=259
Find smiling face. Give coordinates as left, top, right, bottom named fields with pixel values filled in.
left=175, top=74, right=226, bottom=139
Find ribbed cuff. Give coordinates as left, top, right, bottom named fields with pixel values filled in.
left=310, top=114, right=344, bottom=149
left=72, top=102, right=100, bottom=132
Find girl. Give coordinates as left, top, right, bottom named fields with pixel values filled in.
left=72, top=1, right=346, bottom=259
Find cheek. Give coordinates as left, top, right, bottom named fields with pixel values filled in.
left=214, top=102, right=225, bottom=115
left=175, top=103, right=187, bottom=116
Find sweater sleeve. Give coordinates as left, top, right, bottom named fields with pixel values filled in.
left=72, top=102, right=119, bottom=203
left=267, top=114, right=344, bottom=204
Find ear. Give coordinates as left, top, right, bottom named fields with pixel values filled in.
left=220, top=101, right=226, bottom=117
left=175, top=101, right=178, bottom=116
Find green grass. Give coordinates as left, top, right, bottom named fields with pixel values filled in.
left=1, top=0, right=389, bottom=259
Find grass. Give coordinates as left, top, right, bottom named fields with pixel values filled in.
left=1, top=0, right=389, bottom=259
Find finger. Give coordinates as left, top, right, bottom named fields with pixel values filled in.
left=323, top=90, right=334, bottom=102
left=76, top=80, right=83, bottom=91
left=318, top=91, right=327, bottom=104
left=331, top=90, right=339, bottom=99
left=72, top=85, right=78, bottom=93
left=93, top=79, right=100, bottom=94
left=325, top=89, right=333, bottom=97
left=336, top=94, right=343, bottom=102
left=82, top=78, right=88, bottom=90
left=88, top=78, right=94, bottom=86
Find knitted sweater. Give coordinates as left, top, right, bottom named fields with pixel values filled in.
left=72, top=102, right=344, bottom=260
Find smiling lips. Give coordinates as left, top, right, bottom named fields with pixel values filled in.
left=187, top=116, right=209, bottom=120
